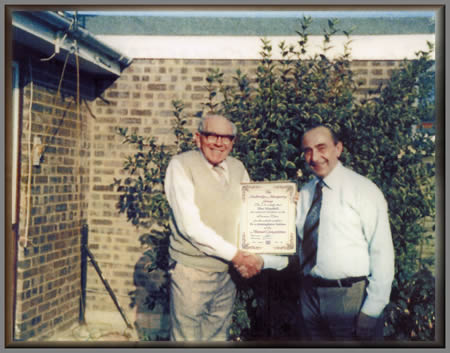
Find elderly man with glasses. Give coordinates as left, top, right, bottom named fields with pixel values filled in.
left=164, top=113, right=287, bottom=342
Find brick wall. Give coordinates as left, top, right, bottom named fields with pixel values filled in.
left=84, top=57, right=403, bottom=336
left=12, top=50, right=433, bottom=341
left=13, top=53, right=92, bottom=341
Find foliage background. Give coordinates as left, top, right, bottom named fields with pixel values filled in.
left=114, top=17, right=436, bottom=341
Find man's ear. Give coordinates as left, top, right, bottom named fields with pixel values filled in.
left=194, top=132, right=201, bottom=148
left=336, top=141, right=343, bottom=157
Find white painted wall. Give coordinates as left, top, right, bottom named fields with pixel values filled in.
left=97, top=34, right=435, bottom=60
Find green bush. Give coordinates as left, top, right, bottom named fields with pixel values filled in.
left=114, top=17, right=435, bottom=341
left=112, top=101, right=194, bottom=340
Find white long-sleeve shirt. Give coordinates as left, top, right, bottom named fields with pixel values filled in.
left=296, top=162, right=395, bottom=317
left=165, top=153, right=288, bottom=270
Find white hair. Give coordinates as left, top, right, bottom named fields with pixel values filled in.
left=198, top=113, right=237, bottom=136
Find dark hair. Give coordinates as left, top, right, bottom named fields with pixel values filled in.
left=302, top=124, right=340, bottom=145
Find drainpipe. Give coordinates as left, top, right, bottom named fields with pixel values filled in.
left=79, top=224, right=88, bottom=325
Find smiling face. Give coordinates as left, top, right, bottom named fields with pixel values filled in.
left=302, top=126, right=343, bottom=178
left=194, top=115, right=235, bottom=166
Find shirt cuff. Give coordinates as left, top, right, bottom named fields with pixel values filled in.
left=261, top=255, right=289, bottom=270
left=360, top=299, right=386, bottom=318
left=220, top=242, right=238, bottom=262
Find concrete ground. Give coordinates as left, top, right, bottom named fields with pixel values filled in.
left=46, top=323, right=139, bottom=342
left=43, top=311, right=140, bottom=342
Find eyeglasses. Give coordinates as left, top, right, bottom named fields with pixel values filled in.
left=200, top=131, right=235, bottom=145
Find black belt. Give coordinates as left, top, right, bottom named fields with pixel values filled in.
left=305, top=275, right=367, bottom=288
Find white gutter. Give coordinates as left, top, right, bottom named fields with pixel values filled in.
left=12, top=11, right=132, bottom=76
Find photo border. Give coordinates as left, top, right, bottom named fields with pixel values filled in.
left=2, top=1, right=447, bottom=352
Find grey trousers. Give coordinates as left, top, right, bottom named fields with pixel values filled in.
left=169, top=263, right=236, bottom=341
left=300, top=279, right=369, bottom=341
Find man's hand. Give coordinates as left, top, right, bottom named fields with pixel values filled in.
left=231, top=250, right=263, bottom=278
left=355, top=312, right=378, bottom=340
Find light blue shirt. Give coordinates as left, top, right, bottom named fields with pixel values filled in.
left=296, top=162, right=395, bottom=317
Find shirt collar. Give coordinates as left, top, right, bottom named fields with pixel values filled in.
left=199, top=151, right=229, bottom=172
left=317, top=161, right=343, bottom=190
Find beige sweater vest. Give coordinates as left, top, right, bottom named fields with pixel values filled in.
left=168, top=150, right=246, bottom=271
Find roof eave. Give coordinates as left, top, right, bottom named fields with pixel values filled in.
left=12, top=11, right=132, bottom=77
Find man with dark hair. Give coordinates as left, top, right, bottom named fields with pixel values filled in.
left=296, top=124, right=394, bottom=341
left=165, top=113, right=287, bottom=341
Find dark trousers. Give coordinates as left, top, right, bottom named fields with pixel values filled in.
left=299, top=278, right=384, bottom=341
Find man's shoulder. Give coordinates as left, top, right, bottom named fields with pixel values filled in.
left=341, top=165, right=385, bottom=197
left=226, top=155, right=246, bottom=170
left=342, top=165, right=376, bottom=185
left=172, top=150, right=200, bottom=163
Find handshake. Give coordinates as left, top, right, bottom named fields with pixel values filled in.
left=231, top=250, right=264, bottom=279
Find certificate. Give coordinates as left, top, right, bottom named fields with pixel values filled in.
left=239, top=182, right=297, bottom=254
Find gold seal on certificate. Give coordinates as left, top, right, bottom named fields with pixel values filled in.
left=239, top=181, right=297, bottom=254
